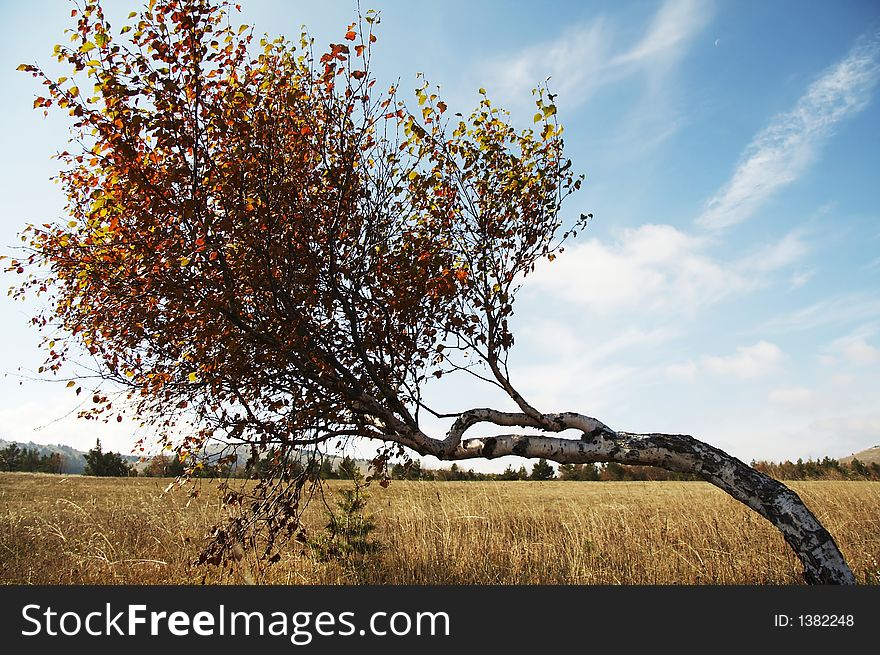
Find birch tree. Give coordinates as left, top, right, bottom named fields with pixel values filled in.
left=9, top=0, right=855, bottom=584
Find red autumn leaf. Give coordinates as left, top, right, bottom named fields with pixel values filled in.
left=344, top=30, right=356, bottom=41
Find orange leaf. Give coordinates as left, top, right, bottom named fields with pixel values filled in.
left=344, top=30, right=356, bottom=41
left=300, top=125, right=311, bottom=135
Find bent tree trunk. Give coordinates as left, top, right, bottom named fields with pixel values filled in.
left=423, top=409, right=855, bottom=584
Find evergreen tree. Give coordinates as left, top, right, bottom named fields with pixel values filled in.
left=530, top=458, right=555, bottom=480
left=0, top=444, right=21, bottom=471
left=84, top=439, right=131, bottom=477
left=337, top=456, right=358, bottom=479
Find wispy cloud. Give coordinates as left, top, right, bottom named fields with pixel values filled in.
left=489, top=20, right=612, bottom=108
left=519, top=320, right=678, bottom=363
left=789, top=270, right=815, bottom=290
left=825, top=324, right=880, bottom=367
left=485, top=0, right=709, bottom=110
left=739, top=230, right=811, bottom=274
left=705, top=340, right=784, bottom=378
left=697, top=34, right=880, bottom=231
left=681, top=341, right=785, bottom=379
left=759, top=292, right=880, bottom=333
left=769, top=386, right=814, bottom=407
left=665, top=341, right=784, bottom=381
left=612, top=0, right=710, bottom=69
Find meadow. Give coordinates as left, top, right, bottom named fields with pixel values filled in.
left=1, top=472, right=878, bottom=585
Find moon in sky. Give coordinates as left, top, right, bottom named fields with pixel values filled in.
left=714, top=38, right=720, bottom=46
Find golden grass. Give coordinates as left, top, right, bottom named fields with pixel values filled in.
left=1, top=472, right=878, bottom=584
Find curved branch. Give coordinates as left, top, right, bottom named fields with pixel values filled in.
left=427, top=410, right=854, bottom=585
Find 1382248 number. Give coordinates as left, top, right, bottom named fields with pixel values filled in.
left=798, top=615, right=854, bottom=627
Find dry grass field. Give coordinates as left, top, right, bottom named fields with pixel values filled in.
left=1, top=472, right=878, bottom=585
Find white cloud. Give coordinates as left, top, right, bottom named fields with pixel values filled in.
left=526, top=224, right=736, bottom=315
left=526, top=223, right=809, bottom=316
left=827, top=325, right=880, bottom=367
left=697, top=34, right=880, bottom=231
left=702, top=340, right=784, bottom=378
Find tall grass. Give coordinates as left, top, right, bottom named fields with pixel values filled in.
left=1, top=473, right=877, bottom=584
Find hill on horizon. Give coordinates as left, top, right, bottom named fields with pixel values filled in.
left=0, top=438, right=144, bottom=474
left=839, top=445, right=880, bottom=466
left=0, top=437, right=373, bottom=476
left=0, top=438, right=96, bottom=474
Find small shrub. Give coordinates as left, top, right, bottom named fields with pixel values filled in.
left=308, top=474, right=382, bottom=574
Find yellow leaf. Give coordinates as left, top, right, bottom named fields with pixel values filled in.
left=188, top=372, right=198, bottom=383
left=69, top=86, right=79, bottom=98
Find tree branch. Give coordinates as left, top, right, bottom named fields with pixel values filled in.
left=424, top=409, right=854, bottom=585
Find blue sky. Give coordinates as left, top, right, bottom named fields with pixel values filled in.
left=1, top=0, right=879, bottom=471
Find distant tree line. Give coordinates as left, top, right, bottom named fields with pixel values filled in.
left=396, top=457, right=880, bottom=482
left=410, top=460, right=698, bottom=482
left=751, top=457, right=880, bottom=481
left=136, top=455, right=880, bottom=482
left=0, top=444, right=65, bottom=474
left=5, top=443, right=878, bottom=482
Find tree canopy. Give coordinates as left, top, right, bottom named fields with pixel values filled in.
left=8, top=0, right=855, bottom=584
left=84, top=438, right=132, bottom=476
